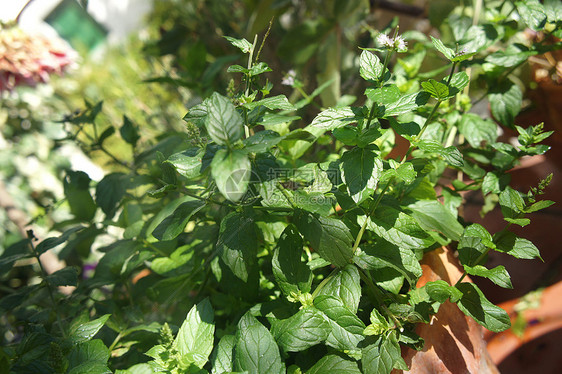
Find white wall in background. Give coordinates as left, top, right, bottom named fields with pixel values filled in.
left=2, top=0, right=152, bottom=44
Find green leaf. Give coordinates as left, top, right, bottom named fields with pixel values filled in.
left=211, top=149, right=251, bottom=202
left=504, top=217, right=531, bottom=227
left=97, top=126, right=115, bottom=146
left=361, top=206, right=434, bottom=251
left=183, top=101, right=208, bottom=127
left=443, top=146, right=464, bottom=167
left=70, top=314, right=111, bottom=344
left=494, top=231, right=541, bottom=260
left=45, top=267, right=78, bottom=287
left=243, top=130, right=283, bottom=153
left=95, top=173, right=128, bottom=218
left=545, top=0, right=562, bottom=22
left=499, top=186, right=526, bottom=220
left=36, top=226, right=84, bottom=256
left=68, top=362, right=111, bottom=374
left=316, top=265, right=361, bottom=313
left=455, top=283, right=511, bottom=332
left=383, top=92, right=429, bottom=117
left=482, top=171, right=508, bottom=195
left=146, top=195, right=196, bottom=239
left=294, top=210, right=354, bottom=267
left=166, top=148, right=206, bottom=179
left=431, top=36, right=455, bottom=60
left=426, top=280, right=463, bottom=303
left=120, top=116, right=140, bottom=146
left=361, top=331, right=407, bottom=374
left=223, top=36, right=252, bottom=53
left=68, top=339, right=110, bottom=368
left=525, top=199, right=555, bottom=213
left=271, top=308, right=330, bottom=352
left=211, top=335, right=235, bottom=374
left=364, top=308, right=391, bottom=336
left=313, top=295, right=365, bottom=353
left=234, top=315, right=283, bottom=374
left=272, top=225, right=313, bottom=299
left=310, top=107, right=359, bottom=131
left=152, top=198, right=205, bottom=241
left=392, top=161, right=417, bottom=184
left=64, top=171, right=97, bottom=221
left=243, top=95, right=295, bottom=111
left=205, top=92, right=244, bottom=146
left=449, top=71, right=470, bottom=94
left=216, top=212, right=257, bottom=282
left=355, top=241, right=422, bottom=286
left=463, top=265, right=513, bottom=288
left=421, top=79, right=449, bottom=99
left=249, top=62, right=272, bottom=76
left=417, top=141, right=463, bottom=167
left=516, top=0, right=547, bottom=30
left=365, top=85, right=400, bottom=105
left=306, top=354, right=361, bottom=374
left=489, top=83, right=522, bottom=127
left=464, top=224, right=495, bottom=248
left=407, top=200, right=464, bottom=241
left=360, top=50, right=384, bottom=81
left=175, top=298, right=215, bottom=368
left=458, top=114, right=498, bottom=148
left=341, top=145, right=383, bottom=204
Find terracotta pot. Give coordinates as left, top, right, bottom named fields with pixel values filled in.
left=485, top=280, right=562, bottom=364
left=394, top=247, right=499, bottom=374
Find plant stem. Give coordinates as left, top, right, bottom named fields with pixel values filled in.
left=108, top=331, right=124, bottom=352
left=455, top=247, right=491, bottom=285
left=358, top=268, right=403, bottom=330
left=254, top=17, right=273, bottom=64
left=15, top=0, right=34, bottom=23
left=403, top=60, right=458, bottom=160
left=365, top=44, right=394, bottom=130
left=352, top=179, right=393, bottom=254
left=311, top=268, right=339, bottom=299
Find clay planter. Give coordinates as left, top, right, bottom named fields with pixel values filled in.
left=395, top=247, right=499, bottom=374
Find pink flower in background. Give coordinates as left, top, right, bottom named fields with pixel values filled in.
left=0, top=23, right=76, bottom=92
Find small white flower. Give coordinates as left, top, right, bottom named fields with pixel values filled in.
left=281, top=69, right=296, bottom=86
left=377, top=33, right=394, bottom=49
left=395, top=36, right=408, bottom=53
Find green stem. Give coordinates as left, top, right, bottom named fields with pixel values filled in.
left=108, top=331, right=124, bottom=352
left=416, top=99, right=442, bottom=140
left=403, top=60, right=458, bottom=160
left=254, top=18, right=273, bottom=64
left=358, top=268, right=403, bottom=330
left=352, top=179, right=393, bottom=254
left=312, top=268, right=340, bottom=299
left=455, top=247, right=491, bottom=285
left=365, top=47, right=394, bottom=130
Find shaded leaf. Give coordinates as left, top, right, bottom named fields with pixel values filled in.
left=272, top=225, right=313, bottom=298
left=455, top=283, right=511, bottom=332
left=294, top=210, right=354, bottom=267
left=216, top=212, right=257, bottom=282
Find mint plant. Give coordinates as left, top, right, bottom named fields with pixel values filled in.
left=1, top=1, right=561, bottom=373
